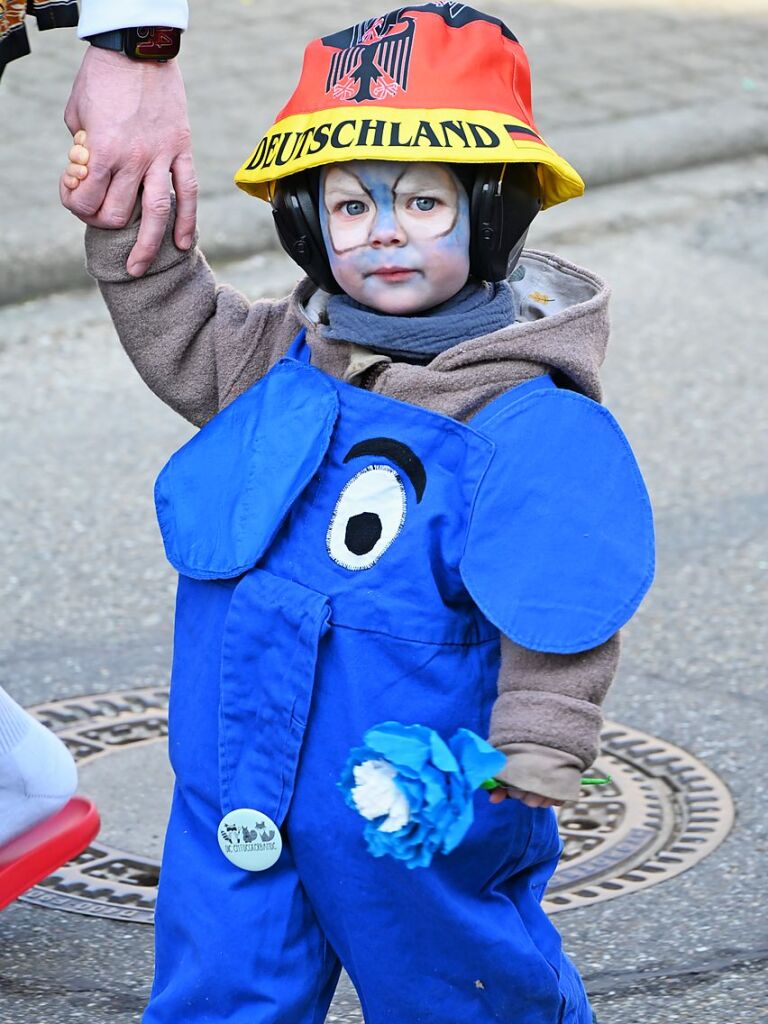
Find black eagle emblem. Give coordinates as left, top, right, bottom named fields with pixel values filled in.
left=324, top=13, right=417, bottom=103
left=322, top=5, right=518, bottom=104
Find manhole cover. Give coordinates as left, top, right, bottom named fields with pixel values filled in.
left=19, top=687, right=733, bottom=922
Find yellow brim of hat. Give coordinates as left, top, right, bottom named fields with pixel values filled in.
left=234, top=107, right=584, bottom=211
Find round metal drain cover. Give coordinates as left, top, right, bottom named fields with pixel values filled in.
left=19, top=687, right=733, bottom=922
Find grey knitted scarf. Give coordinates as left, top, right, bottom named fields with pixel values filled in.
left=321, top=280, right=517, bottom=361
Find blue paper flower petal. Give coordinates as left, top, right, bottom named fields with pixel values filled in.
left=363, top=722, right=433, bottom=773
left=428, top=731, right=460, bottom=773
left=449, top=728, right=507, bottom=789
left=339, top=722, right=508, bottom=869
left=441, top=802, right=476, bottom=854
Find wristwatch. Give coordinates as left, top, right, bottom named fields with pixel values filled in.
left=86, top=27, right=182, bottom=62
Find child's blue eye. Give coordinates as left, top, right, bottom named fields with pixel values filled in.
left=343, top=200, right=367, bottom=216
left=413, top=197, right=437, bottom=212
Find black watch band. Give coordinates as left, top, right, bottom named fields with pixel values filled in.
left=86, top=26, right=181, bottom=62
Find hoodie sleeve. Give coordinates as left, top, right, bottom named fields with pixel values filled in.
left=85, top=201, right=298, bottom=427
left=489, top=634, right=620, bottom=801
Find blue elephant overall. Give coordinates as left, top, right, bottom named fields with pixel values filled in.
left=145, top=331, right=653, bottom=1024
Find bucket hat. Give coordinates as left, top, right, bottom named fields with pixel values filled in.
left=234, top=4, right=584, bottom=210
left=234, top=2, right=581, bottom=209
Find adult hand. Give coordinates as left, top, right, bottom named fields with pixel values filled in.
left=60, top=46, right=197, bottom=276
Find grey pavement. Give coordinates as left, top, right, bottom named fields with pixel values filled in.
left=1, top=0, right=768, bottom=1021
left=2, top=0, right=768, bottom=305
left=1, top=153, right=767, bottom=1021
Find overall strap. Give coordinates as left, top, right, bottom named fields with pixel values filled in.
left=285, top=327, right=311, bottom=364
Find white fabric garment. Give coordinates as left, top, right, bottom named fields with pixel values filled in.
left=0, top=687, right=77, bottom=846
left=78, top=0, right=189, bottom=38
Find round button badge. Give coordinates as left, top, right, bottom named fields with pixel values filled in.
left=217, top=808, right=283, bottom=871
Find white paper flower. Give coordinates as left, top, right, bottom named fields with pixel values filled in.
left=350, top=759, right=411, bottom=833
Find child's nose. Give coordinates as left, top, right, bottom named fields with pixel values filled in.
left=369, top=208, right=406, bottom=247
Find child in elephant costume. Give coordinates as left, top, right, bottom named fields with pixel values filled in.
left=64, top=5, right=653, bottom=1023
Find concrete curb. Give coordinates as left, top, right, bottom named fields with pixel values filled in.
left=2, top=97, right=766, bottom=309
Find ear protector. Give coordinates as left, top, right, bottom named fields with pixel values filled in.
left=468, top=163, right=542, bottom=283
left=270, top=163, right=542, bottom=292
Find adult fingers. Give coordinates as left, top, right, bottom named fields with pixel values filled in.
left=90, top=160, right=149, bottom=230
left=171, top=151, right=198, bottom=250
left=127, top=167, right=173, bottom=276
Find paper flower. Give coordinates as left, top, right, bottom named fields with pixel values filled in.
left=338, top=721, right=506, bottom=869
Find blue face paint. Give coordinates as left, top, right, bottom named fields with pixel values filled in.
left=320, top=161, right=470, bottom=315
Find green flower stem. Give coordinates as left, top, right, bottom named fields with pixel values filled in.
left=480, top=775, right=612, bottom=791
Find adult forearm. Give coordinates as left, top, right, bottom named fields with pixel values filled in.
left=63, top=5, right=196, bottom=276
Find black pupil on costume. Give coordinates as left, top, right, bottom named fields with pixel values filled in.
left=345, top=512, right=382, bottom=556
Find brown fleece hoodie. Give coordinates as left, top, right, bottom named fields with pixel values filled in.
left=85, top=211, right=620, bottom=802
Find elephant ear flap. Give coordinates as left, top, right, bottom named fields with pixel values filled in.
left=155, top=361, right=339, bottom=580
left=460, top=388, right=655, bottom=654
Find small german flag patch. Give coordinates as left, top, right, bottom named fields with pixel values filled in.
left=504, top=124, right=545, bottom=145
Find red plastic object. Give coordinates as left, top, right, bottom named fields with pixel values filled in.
left=0, top=796, right=101, bottom=910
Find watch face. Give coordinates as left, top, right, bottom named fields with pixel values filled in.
left=125, top=27, right=181, bottom=61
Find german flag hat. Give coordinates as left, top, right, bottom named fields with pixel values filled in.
left=235, top=4, right=584, bottom=210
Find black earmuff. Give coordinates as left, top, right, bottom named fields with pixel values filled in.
left=271, top=163, right=542, bottom=292
left=271, top=170, right=341, bottom=294
left=469, top=163, right=542, bottom=282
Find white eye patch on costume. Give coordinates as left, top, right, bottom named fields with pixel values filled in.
left=326, top=435, right=428, bottom=571
left=327, top=464, right=407, bottom=570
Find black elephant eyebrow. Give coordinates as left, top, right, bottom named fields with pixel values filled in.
left=343, top=437, right=426, bottom=503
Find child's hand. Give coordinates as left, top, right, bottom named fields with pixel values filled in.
left=61, top=131, right=90, bottom=193
left=488, top=785, right=563, bottom=809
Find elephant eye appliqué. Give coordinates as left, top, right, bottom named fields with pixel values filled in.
left=327, top=464, right=407, bottom=570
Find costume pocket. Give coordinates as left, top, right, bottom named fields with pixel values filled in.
left=494, top=807, right=566, bottom=981
left=522, top=807, right=564, bottom=901
left=218, top=568, right=331, bottom=827
left=468, top=796, right=547, bottom=892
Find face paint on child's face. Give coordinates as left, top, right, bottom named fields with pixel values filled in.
left=320, top=161, right=470, bottom=315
